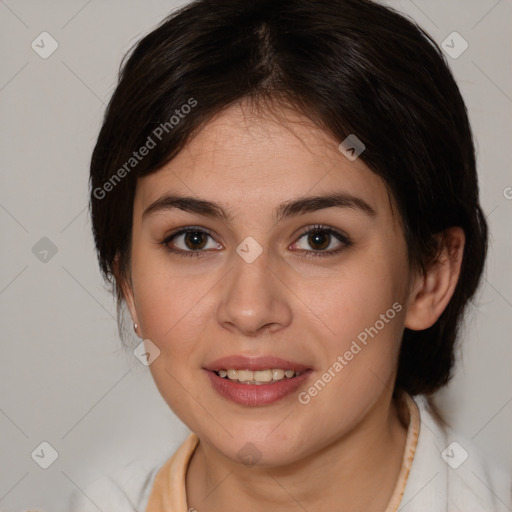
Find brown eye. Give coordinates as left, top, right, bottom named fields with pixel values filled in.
left=291, top=225, right=351, bottom=258
left=307, top=231, right=331, bottom=251
left=162, top=227, right=222, bottom=257
left=184, top=231, right=208, bottom=250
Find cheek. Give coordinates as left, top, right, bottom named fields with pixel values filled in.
left=130, top=246, right=211, bottom=342
left=297, top=276, right=405, bottom=428
left=136, top=280, right=210, bottom=349
left=295, top=256, right=405, bottom=346
left=133, top=268, right=214, bottom=424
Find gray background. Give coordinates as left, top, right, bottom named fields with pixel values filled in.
left=0, top=1, right=511, bottom=510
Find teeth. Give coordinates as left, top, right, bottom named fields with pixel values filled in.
left=254, top=370, right=273, bottom=382
left=216, top=368, right=300, bottom=384
left=237, top=369, right=253, bottom=382
left=272, top=369, right=285, bottom=380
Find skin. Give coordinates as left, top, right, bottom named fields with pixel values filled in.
left=120, top=100, right=464, bottom=511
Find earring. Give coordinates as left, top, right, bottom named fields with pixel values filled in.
left=133, top=322, right=138, bottom=333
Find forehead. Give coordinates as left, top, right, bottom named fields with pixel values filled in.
left=134, top=101, right=391, bottom=220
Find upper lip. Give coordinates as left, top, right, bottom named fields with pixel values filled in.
left=204, top=355, right=311, bottom=372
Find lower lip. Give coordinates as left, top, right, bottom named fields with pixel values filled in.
left=204, top=369, right=313, bottom=406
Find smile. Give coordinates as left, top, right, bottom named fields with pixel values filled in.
left=204, top=355, right=313, bottom=406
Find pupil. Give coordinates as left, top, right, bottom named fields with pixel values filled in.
left=186, top=231, right=207, bottom=250
left=309, top=231, right=329, bottom=250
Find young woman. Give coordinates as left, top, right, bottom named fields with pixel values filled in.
left=70, top=0, right=511, bottom=510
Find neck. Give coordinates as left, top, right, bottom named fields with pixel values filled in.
left=186, top=392, right=409, bottom=512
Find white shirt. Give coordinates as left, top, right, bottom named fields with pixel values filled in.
left=66, top=394, right=512, bottom=511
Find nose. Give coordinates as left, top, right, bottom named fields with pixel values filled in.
left=216, top=246, right=293, bottom=337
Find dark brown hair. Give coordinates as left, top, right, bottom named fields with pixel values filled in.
left=89, top=0, right=488, bottom=396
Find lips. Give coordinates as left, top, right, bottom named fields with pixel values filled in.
left=203, top=355, right=313, bottom=406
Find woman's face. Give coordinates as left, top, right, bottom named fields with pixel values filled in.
left=124, top=102, right=414, bottom=466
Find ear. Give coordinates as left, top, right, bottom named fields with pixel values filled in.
left=404, top=227, right=465, bottom=331
left=113, top=254, right=140, bottom=336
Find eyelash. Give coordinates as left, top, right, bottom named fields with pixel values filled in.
left=160, top=224, right=352, bottom=259
left=292, top=225, right=352, bottom=258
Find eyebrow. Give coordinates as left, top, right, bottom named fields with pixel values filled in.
left=142, top=192, right=376, bottom=222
